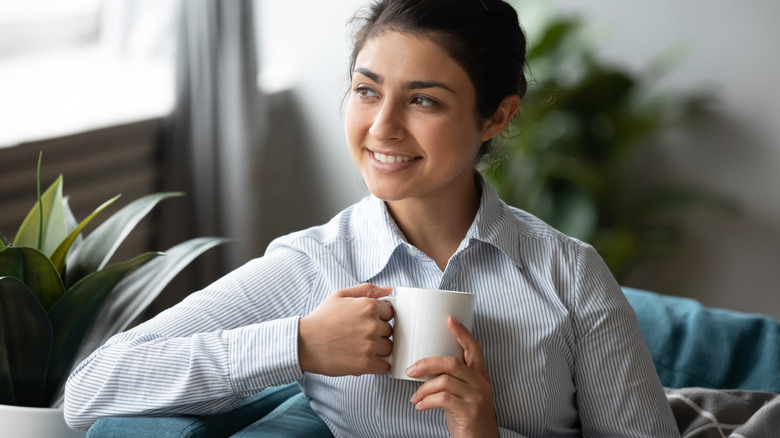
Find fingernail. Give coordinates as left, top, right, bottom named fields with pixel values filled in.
left=405, top=364, right=417, bottom=376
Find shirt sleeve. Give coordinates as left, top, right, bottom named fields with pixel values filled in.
left=64, top=246, right=318, bottom=431
left=571, top=244, right=680, bottom=437
left=499, top=427, right=530, bottom=438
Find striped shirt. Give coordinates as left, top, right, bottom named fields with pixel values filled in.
left=65, top=177, right=679, bottom=437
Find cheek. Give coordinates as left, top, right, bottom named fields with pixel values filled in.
left=345, top=103, right=368, bottom=165
left=344, top=101, right=367, bottom=145
left=423, top=115, right=482, bottom=155
left=456, top=112, right=485, bottom=154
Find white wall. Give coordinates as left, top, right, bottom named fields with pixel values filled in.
left=257, top=0, right=780, bottom=319
left=256, top=0, right=368, bottom=220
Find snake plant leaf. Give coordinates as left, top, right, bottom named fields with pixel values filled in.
left=65, top=192, right=183, bottom=287
left=50, top=195, right=120, bottom=276
left=0, top=235, right=6, bottom=251
left=75, top=237, right=231, bottom=363
left=0, top=310, right=14, bottom=405
left=13, top=175, right=68, bottom=256
left=45, top=252, right=160, bottom=404
left=0, top=247, right=66, bottom=311
left=62, top=196, right=78, bottom=234
left=61, top=197, right=84, bottom=264
left=0, top=276, right=53, bottom=407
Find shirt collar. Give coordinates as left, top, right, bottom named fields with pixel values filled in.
left=352, top=194, right=408, bottom=282
left=461, top=174, right=524, bottom=269
left=353, top=173, right=524, bottom=282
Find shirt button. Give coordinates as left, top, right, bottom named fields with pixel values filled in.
left=406, top=246, right=418, bottom=256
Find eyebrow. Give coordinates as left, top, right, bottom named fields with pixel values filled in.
left=353, top=67, right=456, bottom=94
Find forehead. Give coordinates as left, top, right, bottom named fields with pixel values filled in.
left=354, top=31, right=471, bottom=87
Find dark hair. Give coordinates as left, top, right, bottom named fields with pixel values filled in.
left=348, top=0, right=528, bottom=158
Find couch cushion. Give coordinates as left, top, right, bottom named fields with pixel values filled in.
left=232, top=391, right=332, bottom=437
left=623, top=287, right=780, bottom=393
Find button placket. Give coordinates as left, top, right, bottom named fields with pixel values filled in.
left=439, top=255, right=460, bottom=291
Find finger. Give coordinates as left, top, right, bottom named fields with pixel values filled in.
left=377, top=299, right=394, bottom=321
left=413, top=389, right=468, bottom=413
left=335, top=283, right=393, bottom=299
left=375, top=337, right=393, bottom=358
left=406, top=355, right=469, bottom=381
left=447, top=316, right=486, bottom=371
left=409, top=372, right=469, bottom=405
left=363, top=356, right=391, bottom=376
left=376, top=319, right=393, bottom=338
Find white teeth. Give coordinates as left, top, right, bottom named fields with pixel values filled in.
left=374, top=151, right=412, bottom=163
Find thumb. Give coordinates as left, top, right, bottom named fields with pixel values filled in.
left=335, top=283, right=393, bottom=299
left=448, top=316, right=485, bottom=370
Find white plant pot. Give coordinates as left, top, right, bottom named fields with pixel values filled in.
left=0, top=403, right=86, bottom=438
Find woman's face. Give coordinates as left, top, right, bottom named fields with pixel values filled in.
left=345, top=31, right=487, bottom=203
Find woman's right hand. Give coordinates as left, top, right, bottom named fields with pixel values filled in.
left=298, top=283, right=394, bottom=376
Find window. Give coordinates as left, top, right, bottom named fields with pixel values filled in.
left=0, top=0, right=175, bottom=147
left=0, top=0, right=100, bottom=57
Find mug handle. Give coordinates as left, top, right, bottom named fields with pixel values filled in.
left=378, top=296, right=396, bottom=365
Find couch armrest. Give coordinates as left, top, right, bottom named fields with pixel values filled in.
left=623, top=287, right=780, bottom=393
left=86, top=383, right=332, bottom=438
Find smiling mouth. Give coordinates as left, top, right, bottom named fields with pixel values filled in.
left=372, top=151, right=419, bottom=164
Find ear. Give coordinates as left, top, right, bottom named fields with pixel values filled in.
left=480, top=95, right=521, bottom=142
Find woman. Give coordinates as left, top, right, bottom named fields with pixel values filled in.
left=66, top=1, right=679, bottom=436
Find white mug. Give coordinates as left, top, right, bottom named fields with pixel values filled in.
left=379, top=287, right=476, bottom=381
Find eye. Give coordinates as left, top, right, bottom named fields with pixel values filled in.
left=353, top=85, right=378, bottom=99
left=410, top=95, right=439, bottom=108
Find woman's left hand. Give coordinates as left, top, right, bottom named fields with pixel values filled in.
left=406, top=316, right=499, bottom=438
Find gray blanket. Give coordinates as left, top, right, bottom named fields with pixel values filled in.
left=665, top=387, right=780, bottom=437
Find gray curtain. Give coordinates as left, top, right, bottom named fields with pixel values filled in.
left=156, top=0, right=266, bottom=305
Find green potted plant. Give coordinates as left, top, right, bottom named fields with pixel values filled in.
left=0, top=155, right=228, bottom=436
left=483, top=15, right=736, bottom=281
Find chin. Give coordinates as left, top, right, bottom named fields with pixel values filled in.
left=366, top=187, right=402, bottom=202
left=363, top=180, right=409, bottom=202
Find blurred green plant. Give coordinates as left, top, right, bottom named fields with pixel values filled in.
left=0, top=154, right=228, bottom=408
left=483, top=16, right=737, bottom=280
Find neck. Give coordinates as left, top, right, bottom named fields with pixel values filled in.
left=385, top=175, right=481, bottom=271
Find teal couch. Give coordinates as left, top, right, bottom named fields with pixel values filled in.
left=623, top=287, right=780, bottom=393
left=85, top=382, right=331, bottom=438
left=86, top=287, right=780, bottom=437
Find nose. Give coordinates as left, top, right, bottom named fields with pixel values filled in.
left=368, top=99, right=405, bottom=141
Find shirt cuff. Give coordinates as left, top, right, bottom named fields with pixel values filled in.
left=227, top=316, right=303, bottom=396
